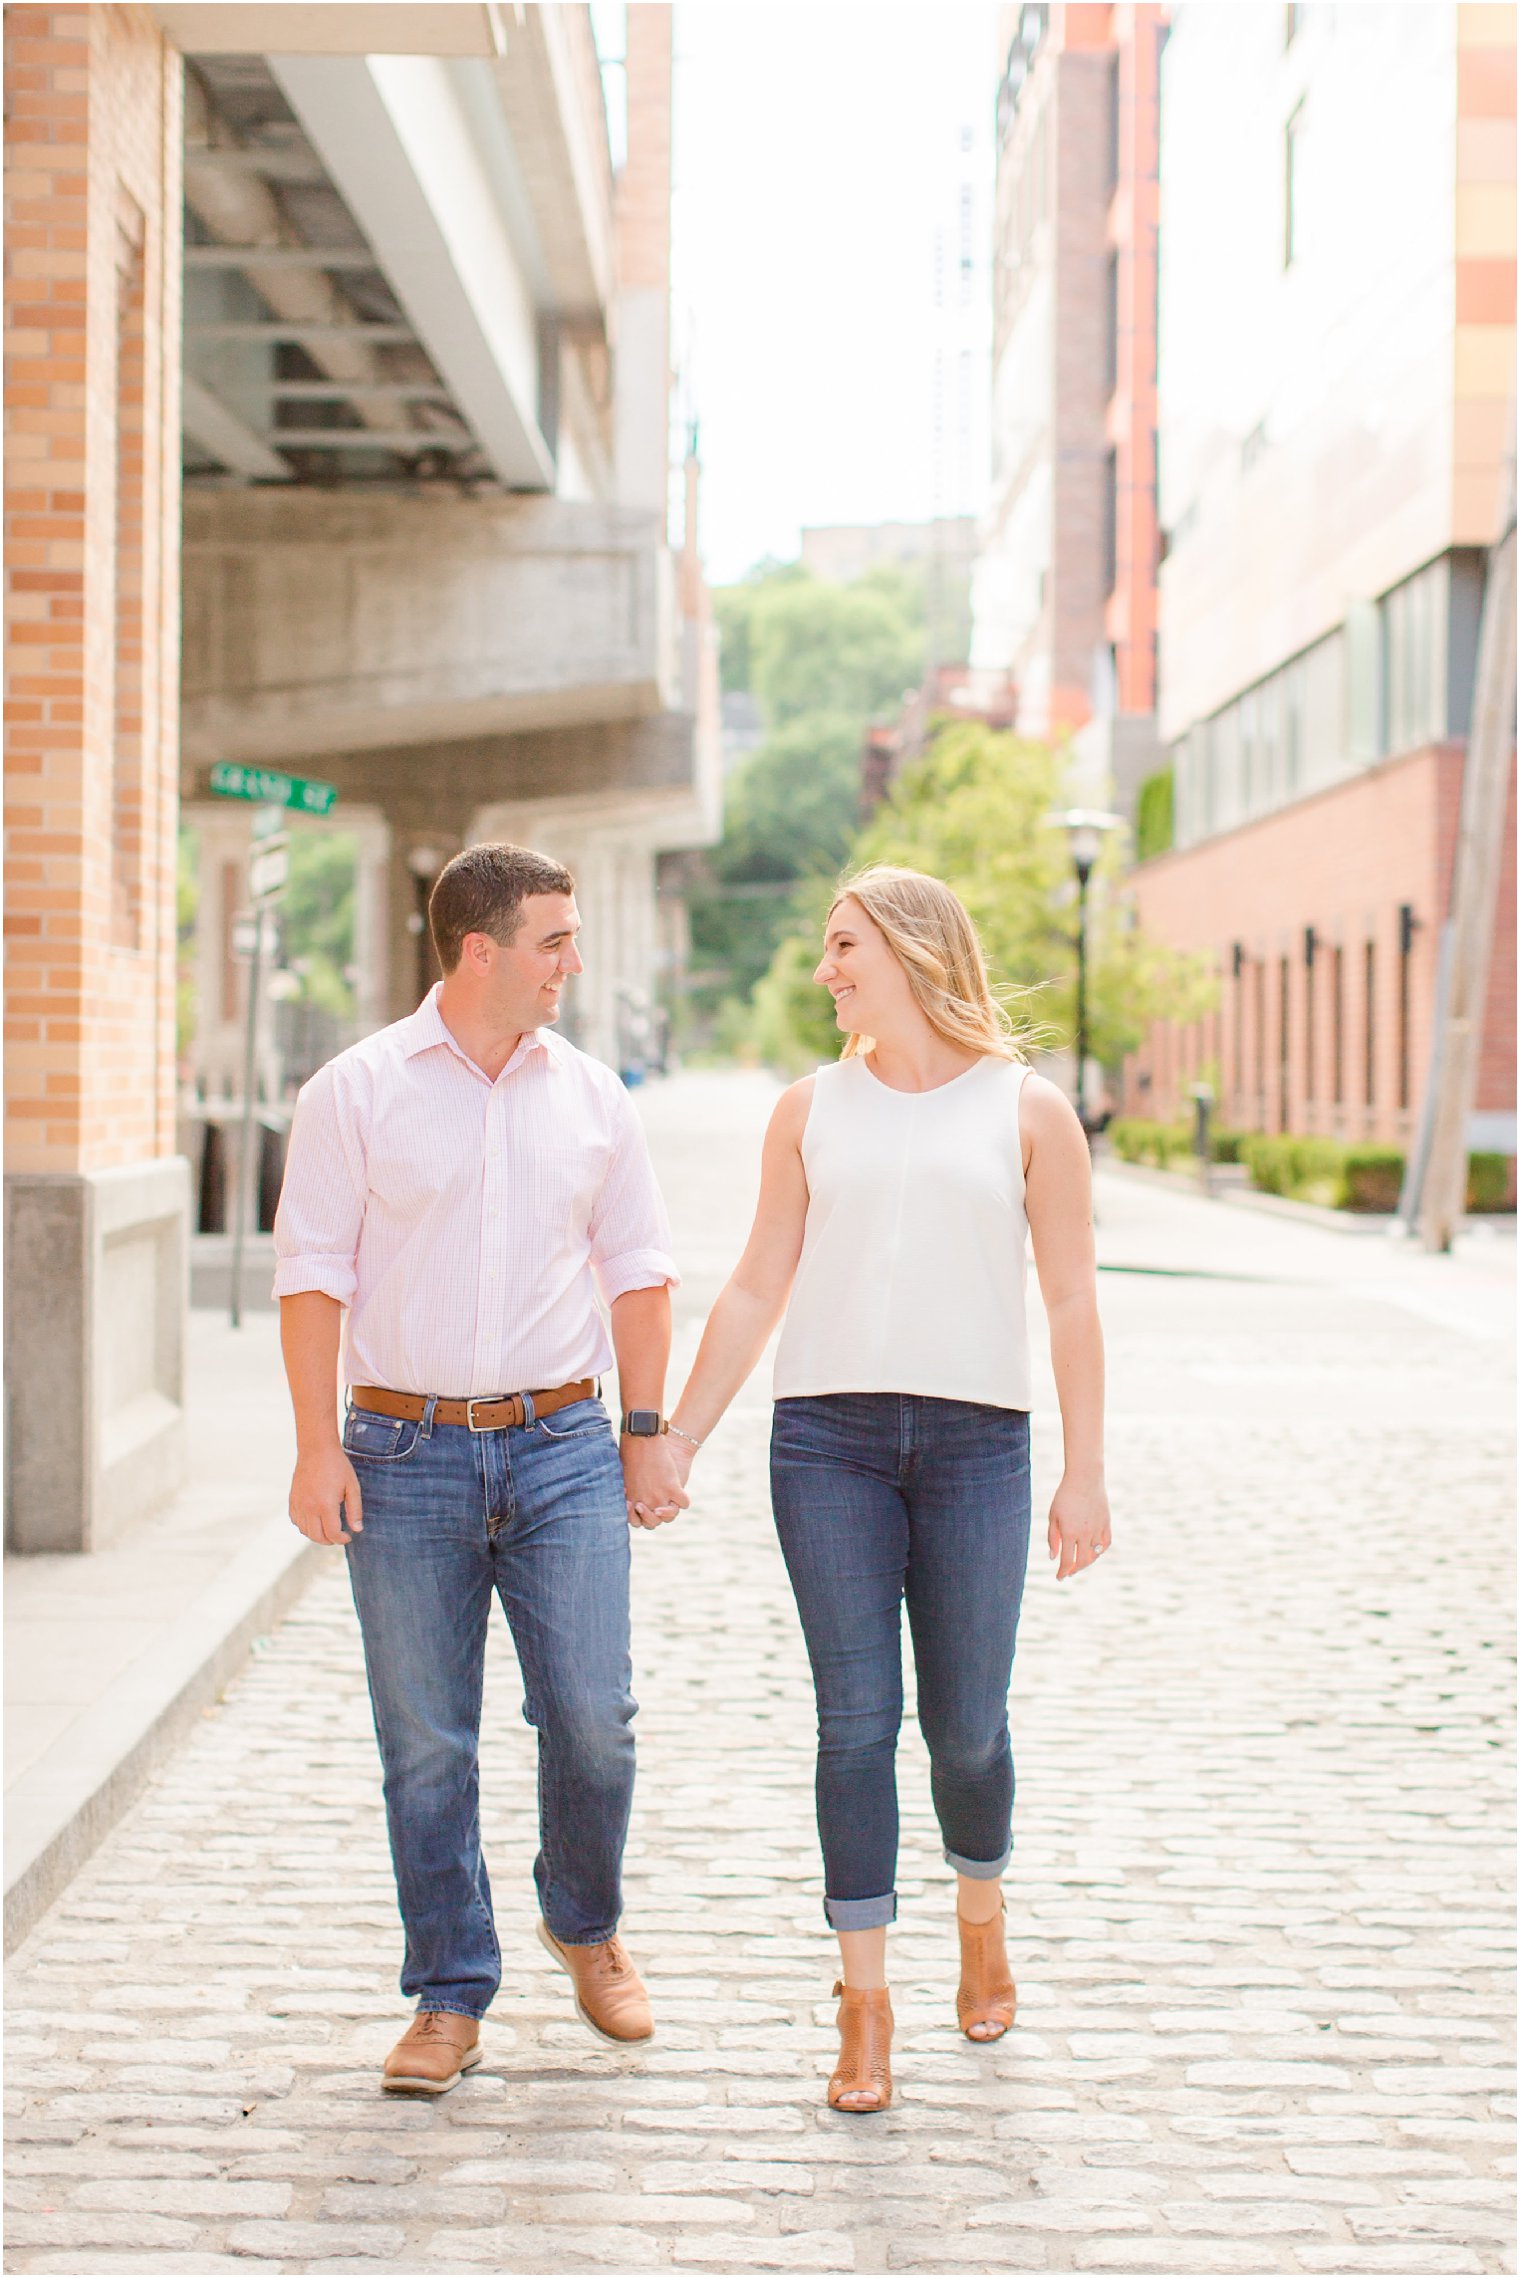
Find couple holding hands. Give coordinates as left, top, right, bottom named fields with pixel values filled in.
left=274, top=841, right=1109, bottom=2116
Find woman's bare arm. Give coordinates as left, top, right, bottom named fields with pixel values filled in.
left=667, top=1079, right=814, bottom=1456
left=1021, top=1073, right=1111, bottom=1580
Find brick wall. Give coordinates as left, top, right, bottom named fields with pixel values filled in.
left=1047, top=43, right=1112, bottom=734
left=1105, top=4, right=1162, bottom=718
left=4, top=4, right=182, bottom=1174
left=1121, top=742, right=1517, bottom=1148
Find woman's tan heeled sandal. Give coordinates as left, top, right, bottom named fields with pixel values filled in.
left=827, top=1982, right=893, bottom=2112
left=956, top=1906, right=1017, bottom=2041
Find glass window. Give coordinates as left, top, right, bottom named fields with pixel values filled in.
left=1282, top=658, right=1305, bottom=796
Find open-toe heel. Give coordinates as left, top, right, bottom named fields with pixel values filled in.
left=827, top=1981, right=893, bottom=2112
left=956, top=1905, right=1017, bottom=2042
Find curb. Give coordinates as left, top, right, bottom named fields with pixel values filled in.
left=1096, top=1156, right=1518, bottom=1239
left=4, top=1523, right=335, bottom=1954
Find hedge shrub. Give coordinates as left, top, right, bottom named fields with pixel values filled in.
left=1135, top=766, right=1174, bottom=863
left=1108, top=1116, right=1245, bottom=1168
left=1243, top=1137, right=1515, bottom=1213
left=1467, top=1152, right=1516, bottom=1212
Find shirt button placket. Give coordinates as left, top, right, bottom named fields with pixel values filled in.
left=476, top=1087, right=504, bottom=1391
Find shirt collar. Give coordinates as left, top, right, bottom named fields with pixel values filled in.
left=400, top=983, right=554, bottom=1080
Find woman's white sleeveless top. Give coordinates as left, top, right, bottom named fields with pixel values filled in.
left=773, top=1054, right=1033, bottom=1411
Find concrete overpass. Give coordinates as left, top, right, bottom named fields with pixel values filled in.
left=156, top=1, right=719, bottom=1101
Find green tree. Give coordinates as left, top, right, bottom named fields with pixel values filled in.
left=748, top=572, right=922, bottom=727
left=689, top=563, right=925, bottom=1026
left=280, top=833, right=357, bottom=1017
left=753, top=721, right=1214, bottom=1072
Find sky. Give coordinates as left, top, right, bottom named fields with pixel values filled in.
left=667, top=3, right=1000, bottom=586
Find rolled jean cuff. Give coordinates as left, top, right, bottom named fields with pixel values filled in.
left=945, top=1843, right=1011, bottom=1881
left=824, top=1891, right=897, bottom=1930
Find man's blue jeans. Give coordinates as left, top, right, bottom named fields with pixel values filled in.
left=770, top=1393, right=1032, bottom=1931
left=343, top=1396, right=634, bottom=2019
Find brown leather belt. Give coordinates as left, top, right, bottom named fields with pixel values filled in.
left=350, top=1379, right=597, bottom=1433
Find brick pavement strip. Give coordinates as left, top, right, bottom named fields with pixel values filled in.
left=4, top=1084, right=1516, bottom=2277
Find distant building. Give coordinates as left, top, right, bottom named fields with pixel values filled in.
left=858, top=665, right=1019, bottom=820
left=1125, top=1, right=1515, bottom=1157
left=801, top=517, right=976, bottom=663
left=972, top=0, right=1165, bottom=817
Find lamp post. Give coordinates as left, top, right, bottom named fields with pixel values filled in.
left=1057, top=809, right=1123, bottom=1133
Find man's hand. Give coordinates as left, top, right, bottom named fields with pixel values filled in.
left=289, top=1442, right=363, bottom=1545
left=621, top=1433, right=690, bottom=1531
left=1047, top=1474, right=1111, bottom=1580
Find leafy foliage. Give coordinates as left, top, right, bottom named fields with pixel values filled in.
left=752, top=721, right=1215, bottom=1072
left=1135, top=764, right=1174, bottom=862
left=280, top=833, right=357, bottom=1018
left=690, top=563, right=924, bottom=1024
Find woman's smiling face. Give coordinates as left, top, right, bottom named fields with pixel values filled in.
left=813, top=895, right=914, bottom=1037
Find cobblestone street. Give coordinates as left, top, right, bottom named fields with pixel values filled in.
left=5, top=1073, right=1515, bottom=2277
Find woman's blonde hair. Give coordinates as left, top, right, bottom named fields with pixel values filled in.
left=829, top=863, right=1029, bottom=1063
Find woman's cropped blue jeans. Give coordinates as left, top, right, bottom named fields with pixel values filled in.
left=342, top=1396, right=634, bottom=2020
left=770, top=1393, right=1032, bottom=1932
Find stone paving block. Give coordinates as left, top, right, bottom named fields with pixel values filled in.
left=221, top=2218, right=407, bottom=2258
left=668, top=2231, right=856, bottom=2267
left=2, top=2213, right=201, bottom=2250
left=426, top=2222, right=662, bottom=2267
left=1292, top=2249, right=1490, bottom=2274
left=885, top=2237, right=1048, bottom=2271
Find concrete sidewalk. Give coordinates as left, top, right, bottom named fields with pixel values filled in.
left=2, top=1306, right=332, bottom=1951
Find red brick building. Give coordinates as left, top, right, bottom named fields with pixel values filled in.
left=972, top=3, right=1165, bottom=812
left=1125, top=2, right=1516, bottom=1163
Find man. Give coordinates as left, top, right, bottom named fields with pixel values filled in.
left=274, top=842, right=690, bottom=2094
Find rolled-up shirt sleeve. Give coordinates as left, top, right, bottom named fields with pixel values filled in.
left=590, top=1084, right=680, bottom=1306
left=272, top=1062, right=367, bottom=1305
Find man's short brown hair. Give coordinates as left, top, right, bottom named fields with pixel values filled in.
left=427, top=842, right=575, bottom=973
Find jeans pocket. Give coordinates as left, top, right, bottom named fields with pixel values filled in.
left=342, top=1408, right=423, bottom=1463
left=534, top=1399, right=610, bottom=1442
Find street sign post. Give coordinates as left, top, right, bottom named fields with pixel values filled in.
left=209, top=761, right=339, bottom=816
left=248, top=840, right=289, bottom=902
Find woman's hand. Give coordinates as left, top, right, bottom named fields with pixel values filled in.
left=628, top=1421, right=697, bottom=1530
left=1047, top=1474, right=1111, bottom=1580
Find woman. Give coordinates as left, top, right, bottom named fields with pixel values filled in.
left=645, top=864, right=1110, bottom=2113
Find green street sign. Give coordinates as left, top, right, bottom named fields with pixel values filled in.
left=209, top=761, right=338, bottom=816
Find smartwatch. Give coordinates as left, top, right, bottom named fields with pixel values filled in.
left=620, top=1409, right=667, bottom=1438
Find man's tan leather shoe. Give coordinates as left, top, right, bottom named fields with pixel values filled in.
left=381, top=2009, right=483, bottom=2095
left=536, top=1918, right=654, bottom=2043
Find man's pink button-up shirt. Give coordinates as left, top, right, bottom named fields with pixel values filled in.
left=272, top=986, right=679, bottom=1397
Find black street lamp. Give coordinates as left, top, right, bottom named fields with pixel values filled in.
left=1057, top=808, right=1122, bottom=1132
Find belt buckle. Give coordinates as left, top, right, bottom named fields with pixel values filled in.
left=466, top=1397, right=499, bottom=1433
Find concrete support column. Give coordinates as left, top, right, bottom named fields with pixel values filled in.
left=349, top=814, right=392, bottom=1037
left=4, top=6, right=188, bottom=1551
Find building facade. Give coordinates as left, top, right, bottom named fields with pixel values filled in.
left=5, top=5, right=189, bottom=1552
left=1125, top=0, right=1516, bottom=1156
left=3, top=2, right=719, bottom=1553
left=971, top=1, right=1165, bottom=811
